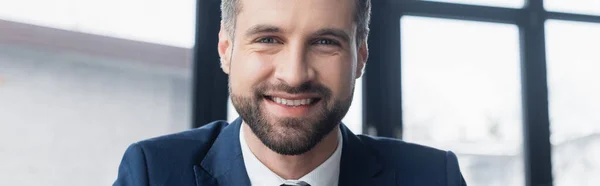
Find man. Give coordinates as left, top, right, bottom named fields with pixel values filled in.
left=114, top=0, right=467, bottom=185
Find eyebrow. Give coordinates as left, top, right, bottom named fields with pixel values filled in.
left=244, top=24, right=281, bottom=38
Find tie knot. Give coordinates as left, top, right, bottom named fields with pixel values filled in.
left=280, top=180, right=311, bottom=186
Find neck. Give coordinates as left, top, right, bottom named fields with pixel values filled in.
left=242, top=122, right=340, bottom=180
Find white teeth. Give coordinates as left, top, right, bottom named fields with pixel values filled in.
left=272, top=97, right=313, bottom=106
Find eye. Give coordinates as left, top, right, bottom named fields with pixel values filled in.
left=257, top=37, right=279, bottom=44
left=314, top=39, right=339, bottom=46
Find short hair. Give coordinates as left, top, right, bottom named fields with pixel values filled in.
left=221, top=0, right=371, bottom=45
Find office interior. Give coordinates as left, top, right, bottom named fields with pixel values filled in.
left=0, top=0, right=598, bottom=186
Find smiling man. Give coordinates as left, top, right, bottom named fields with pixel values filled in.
left=114, top=0, right=466, bottom=185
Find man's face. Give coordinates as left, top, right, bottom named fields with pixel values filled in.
left=219, top=0, right=368, bottom=155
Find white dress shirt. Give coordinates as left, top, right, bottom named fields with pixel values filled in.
left=240, top=124, right=343, bottom=186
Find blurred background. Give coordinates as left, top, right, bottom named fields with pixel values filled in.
left=0, top=0, right=598, bottom=185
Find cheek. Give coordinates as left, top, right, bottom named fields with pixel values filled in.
left=312, top=55, right=356, bottom=99
left=229, top=51, right=274, bottom=95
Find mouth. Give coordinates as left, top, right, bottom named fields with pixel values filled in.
left=263, top=95, right=321, bottom=107
left=262, top=95, right=322, bottom=117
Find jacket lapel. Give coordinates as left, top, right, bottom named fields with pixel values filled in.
left=338, top=124, right=396, bottom=185
left=194, top=118, right=250, bottom=186
left=193, top=119, right=395, bottom=186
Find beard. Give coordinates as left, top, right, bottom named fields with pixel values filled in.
left=231, top=81, right=353, bottom=155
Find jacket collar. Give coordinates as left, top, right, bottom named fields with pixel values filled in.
left=194, top=118, right=393, bottom=186
left=338, top=124, right=393, bottom=186
left=194, top=118, right=250, bottom=186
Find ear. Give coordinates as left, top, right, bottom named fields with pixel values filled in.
left=355, top=40, right=368, bottom=78
left=218, top=23, right=232, bottom=74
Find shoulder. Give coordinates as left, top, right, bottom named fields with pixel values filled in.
left=355, top=135, right=460, bottom=179
left=137, top=120, right=229, bottom=147
left=126, top=120, right=230, bottom=164
left=114, top=120, right=232, bottom=185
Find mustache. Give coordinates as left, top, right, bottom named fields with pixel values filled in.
left=253, top=82, right=332, bottom=97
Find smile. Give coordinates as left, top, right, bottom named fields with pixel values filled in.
left=264, top=96, right=321, bottom=107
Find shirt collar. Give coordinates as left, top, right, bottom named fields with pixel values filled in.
left=240, top=123, right=343, bottom=186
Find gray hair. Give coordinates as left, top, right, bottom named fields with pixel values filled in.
left=220, top=0, right=371, bottom=45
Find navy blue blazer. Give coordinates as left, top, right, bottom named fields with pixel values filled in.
left=114, top=118, right=467, bottom=186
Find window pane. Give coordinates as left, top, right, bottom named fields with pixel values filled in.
left=546, top=20, right=600, bottom=186
left=422, top=0, right=524, bottom=8
left=545, top=0, right=600, bottom=16
left=401, top=16, right=523, bottom=186
left=228, top=80, right=363, bottom=134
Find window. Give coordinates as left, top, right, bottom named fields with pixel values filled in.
left=546, top=20, right=600, bottom=186
left=545, top=0, right=600, bottom=16
left=228, top=80, right=363, bottom=134
left=422, top=0, right=524, bottom=8
left=401, top=16, right=523, bottom=186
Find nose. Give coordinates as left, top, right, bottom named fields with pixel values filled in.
left=274, top=42, right=314, bottom=87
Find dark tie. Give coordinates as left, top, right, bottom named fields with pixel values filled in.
left=280, top=181, right=311, bottom=186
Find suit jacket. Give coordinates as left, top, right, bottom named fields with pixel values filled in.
left=114, top=118, right=467, bottom=186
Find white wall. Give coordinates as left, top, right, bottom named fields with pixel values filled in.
left=0, top=45, right=191, bottom=185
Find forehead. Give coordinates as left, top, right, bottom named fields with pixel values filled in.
left=235, top=0, right=356, bottom=36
